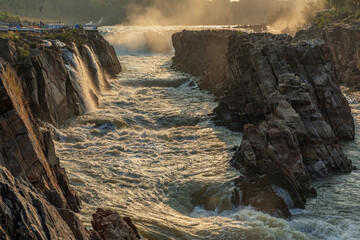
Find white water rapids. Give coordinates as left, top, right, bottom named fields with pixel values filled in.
left=54, top=26, right=360, bottom=240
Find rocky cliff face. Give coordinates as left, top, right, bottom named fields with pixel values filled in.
left=0, top=30, right=139, bottom=239
left=172, top=30, right=231, bottom=97
left=295, top=24, right=360, bottom=88
left=0, top=30, right=121, bottom=126
left=172, top=30, right=355, bottom=218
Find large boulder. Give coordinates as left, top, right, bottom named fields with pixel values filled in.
left=92, top=208, right=140, bottom=240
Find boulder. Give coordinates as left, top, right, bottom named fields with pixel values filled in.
left=92, top=208, right=140, bottom=240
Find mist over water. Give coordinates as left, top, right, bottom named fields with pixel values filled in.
left=54, top=26, right=360, bottom=239
left=122, top=0, right=323, bottom=32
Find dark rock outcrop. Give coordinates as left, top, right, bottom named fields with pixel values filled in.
left=0, top=65, right=80, bottom=212
left=0, top=166, right=79, bottom=240
left=0, top=165, right=139, bottom=240
left=91, top=208, right=140, bottom=240
left=172, top=30, right=232, bottom=97
left=295, top=24, right=360, bottom=88
left=172, top=30, right=354, bottom=218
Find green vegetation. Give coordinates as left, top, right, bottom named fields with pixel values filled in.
left=0, top=11, right=20, bottom=23
left=0, top=31, right=30, bottom=60
left=0, top=31, right=20, bottom=40
left=0, top=0, right=142, bottom=25
left=44, top=29, right=77, bottom=43
left=18, top=44, right=30, bottom=60
left=325, top=0, right=360, bottom=9
left=311, top=0, right=360, bottom=27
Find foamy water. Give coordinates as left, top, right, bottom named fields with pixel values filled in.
left=54, top=26, right=360, bottom=239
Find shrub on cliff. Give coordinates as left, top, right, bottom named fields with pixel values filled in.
left=0, top=11, right=20, bottom=23
left=326, top=0, right=360, bottom=9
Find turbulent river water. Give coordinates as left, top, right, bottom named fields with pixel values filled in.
left=55, top=26, right=360, bottom=240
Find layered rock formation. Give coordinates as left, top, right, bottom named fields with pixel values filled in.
left=0, top=30, right=139, bottom=239
left=295, top=24, right=360, bottom=87
left=0, top=166, right=83, bottom=240
left=172, top=30, right=355, bottom=218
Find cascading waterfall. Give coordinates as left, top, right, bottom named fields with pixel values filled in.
left=84, top=45, right=108, bottom=92
left=62, top=44, right=102, bottom=111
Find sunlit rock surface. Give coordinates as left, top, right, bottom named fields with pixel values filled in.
left=172, top=30, right=355, bottom=218
left=0, top=166, right=80, bottom=240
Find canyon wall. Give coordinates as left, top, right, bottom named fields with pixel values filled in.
left=295, top=24, right=360, bottom=88
left=0, top=30, right=139, bottom=240
left=172, top=30, right=355, bottom=218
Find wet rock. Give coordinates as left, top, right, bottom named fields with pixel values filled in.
left=0, top=30, right=121, bottom=126
left=234, top=175, right=291, bottom=219
left=172, top=30, right=354, bottom=217
left=88, top=32, right=122, bottom=77
left=92, top=208, right=140, bottom=240
left=123, top=217, right=141, bottom=239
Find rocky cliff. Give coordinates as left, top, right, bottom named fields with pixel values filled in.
left=295, top=23, right=360, bottom=88
left=172, top=30, right=355, bottom=218
left=0, top=30, right=139, bottom=239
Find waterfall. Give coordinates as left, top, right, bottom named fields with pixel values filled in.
left=62, top=45, right=99, bottom=111
left=103, top=29, right=173, bottom=55
left=84, top=45, right=107, bottom=92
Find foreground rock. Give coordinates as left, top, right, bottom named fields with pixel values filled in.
left=0, top=166, right=81, bottom=239
left=0, top=166, right=139, bottom=240
left=172, top=30, right=354, bottom=218
left=91, top=208, right=140, bottom=240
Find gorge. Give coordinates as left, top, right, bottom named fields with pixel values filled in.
left=0, top=23, right=360, bottom=240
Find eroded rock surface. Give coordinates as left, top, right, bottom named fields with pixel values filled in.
left=172, top=30, right=354, bottom=218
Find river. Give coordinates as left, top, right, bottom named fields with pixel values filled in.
left=54, top=26, right=360, bottom=240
